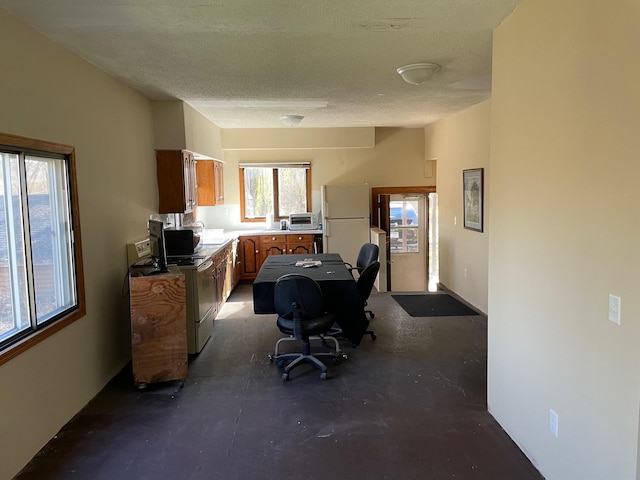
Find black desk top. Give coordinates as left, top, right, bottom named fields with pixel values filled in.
left=253, top=253, right=369, bottom=345
left=253, top=253, right=351, bottom=286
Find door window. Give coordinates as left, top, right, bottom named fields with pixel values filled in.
left=389, top=200, right=419, bottom=253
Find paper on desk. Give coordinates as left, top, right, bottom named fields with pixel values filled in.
left=295, top=259, right=322, bottom=268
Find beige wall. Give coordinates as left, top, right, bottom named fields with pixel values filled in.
left=0, top=11, right=158, bottom=479
left=425, top=101, right=490, bottom=313
left=221, top=127, right=433, bottom=205
left=489, top=1, right=640, bottom=479
left=153, top=100, right=224, bottom=160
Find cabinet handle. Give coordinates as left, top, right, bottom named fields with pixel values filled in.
left=255, top=250, right=259, bottom=253
left=298, top=236, right=302, bottom=240
left=271, top=237, right=276, bottom=240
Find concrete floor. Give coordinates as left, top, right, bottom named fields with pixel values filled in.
left=15, top=284, right=543, bottom=480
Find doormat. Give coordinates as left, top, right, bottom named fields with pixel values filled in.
left=391, top=293, right=479, bottom=317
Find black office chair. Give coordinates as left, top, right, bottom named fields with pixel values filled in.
left=345, top=243, right=379, bottom=277
left=357, top=260, right=380, bottom=325
left=268, top=274, right=340, bottom=381
left=322, top=260, right=380, bottom=347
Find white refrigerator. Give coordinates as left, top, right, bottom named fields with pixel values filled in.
left=322, top=184, right=371, bottom=267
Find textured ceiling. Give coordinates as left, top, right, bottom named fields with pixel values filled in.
left=0, top=0, right=523, bottom=129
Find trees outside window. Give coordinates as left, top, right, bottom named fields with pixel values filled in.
left=240, top=163, right=311, bottom=221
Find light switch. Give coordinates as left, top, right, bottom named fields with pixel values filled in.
left=608, top=294, right=621, bottom=325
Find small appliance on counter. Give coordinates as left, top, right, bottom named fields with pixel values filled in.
left=288, top=212, right=318, bottom=230
left=164, top=226, right=202, bottom=256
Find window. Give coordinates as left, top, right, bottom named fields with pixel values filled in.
left=389, top=199, right=420, bottom=253
left=0, top=133, right=85, bottom=363
left=239, top=163, right=311, bottom=221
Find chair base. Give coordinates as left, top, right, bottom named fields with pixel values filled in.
left=324, top=326, right=377, bottom=347
left=268, top=336, right=347, bottom=381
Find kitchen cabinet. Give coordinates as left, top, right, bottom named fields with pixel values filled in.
left=213, top=248, right=227, bottom=314
left=156, top=150, right=197, bottom=214
left=129, top=266, right=188, bottom=387
left=223, top=240, right=237, bottom=301
left=237, top=233, right=316, bottom=281
left=261, top=234, right=287, bottom=259
left=196, top=160, right=224, bottom=206
left=238, top=235, right=261, bottom=280
left=286, top=233, right=314, bottom=254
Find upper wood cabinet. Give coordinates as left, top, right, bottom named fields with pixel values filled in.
left=196, top=160, right=224, bottom=206
left=156, top=150, right=197, bottom=213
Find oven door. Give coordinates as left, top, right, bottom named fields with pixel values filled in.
left=194, top=259, right=215, bottom=352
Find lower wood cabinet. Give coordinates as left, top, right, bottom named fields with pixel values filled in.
left=238, top=233, right=315, bottom=281
left=286, top=233, right=314, bottom=255
left=238, top=235, right=261, bottom=281
left=129, top=266, right=188, bottom=387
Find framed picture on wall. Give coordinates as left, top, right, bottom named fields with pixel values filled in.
left=463, top=168, right=484, bottom=232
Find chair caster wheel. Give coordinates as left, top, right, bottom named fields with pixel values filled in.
left=334, top=353, right=348, bottom=364
left=370, top=313, right=375, bottom=319
left=282, top=373, right=289, bottom=382
left=268, top=354, right=274, bottom=362
left=370, top=333, right=377, bottom=340
left=320, top=372, right=327, bottom=380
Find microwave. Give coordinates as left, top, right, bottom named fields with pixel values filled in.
left=288, top=212, right=318, bottom=230
left=164, top=227, right=202, bottom=256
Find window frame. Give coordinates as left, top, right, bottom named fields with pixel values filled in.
left=238, top=163, right=312, bottom=222
left=0, top=132, right=85, bottom=366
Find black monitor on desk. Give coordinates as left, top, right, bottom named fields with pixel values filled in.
left=147, top=219, right=169, bottom=275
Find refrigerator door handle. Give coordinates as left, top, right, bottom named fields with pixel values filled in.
left=322, top=185, right=328, bottom=217
left=324, top=221, right=330, bottom=236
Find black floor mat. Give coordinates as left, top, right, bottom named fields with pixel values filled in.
left=392, top=293, right=479, bottom=317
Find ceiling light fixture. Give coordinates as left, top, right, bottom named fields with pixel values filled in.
left=396, top=62, right=441, bottom=85
left=280, top=114, right=304, bottom=127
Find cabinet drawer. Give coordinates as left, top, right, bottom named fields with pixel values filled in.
left=286, top=234, right=314, bottom=243
left=261, top=234, right=287, bottom=244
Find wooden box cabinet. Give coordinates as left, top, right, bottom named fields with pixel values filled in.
left=196, top=160, right=224, bottom=206
left=129, top=267, right=188, bottom=387
left=156, top=149, right=197, bottom=213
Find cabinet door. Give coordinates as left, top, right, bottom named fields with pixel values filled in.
left=286, top=234, right=314, bottom=255
left=184, top=151, right=197, bottom=212
left=214, top=161, right=224, bottom=205
left=157, top=150, right=196, bottom=214
left=238, top=236, right=261, bottom=280
left=195, top=160, right=224, bottom=207
left=261, top=234, right=286, bottom=264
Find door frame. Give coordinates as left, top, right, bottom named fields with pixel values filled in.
left=371, top=186, right=436, bottom=291
left=371, top=186, right=436, bottom=228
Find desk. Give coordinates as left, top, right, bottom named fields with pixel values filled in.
left=253, top=253, right=370, bottom=345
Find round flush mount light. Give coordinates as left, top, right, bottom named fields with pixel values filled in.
left=396, top=62, right=441, bottom=85
left=280, top=114, right=305, bottom=127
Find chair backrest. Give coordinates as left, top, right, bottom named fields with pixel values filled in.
left=274, top=274, right=324, bottom=320
left=356, top=243, right=379, bottom=271
left=356, top=261, right=380, bottom=303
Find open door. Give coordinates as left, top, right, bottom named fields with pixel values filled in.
left=378, top=194, right=391, bottom=290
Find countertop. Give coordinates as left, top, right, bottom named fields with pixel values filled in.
left=169, top=228, right=324, bottom=270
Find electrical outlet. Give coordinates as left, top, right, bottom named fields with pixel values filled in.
left=454, top=216, right=457, bottom=226
left=135, top=239, right=151, bottom=258
left=608, top=294, right=621, bottom=325
left=549, top=409, right=559, bottom=437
